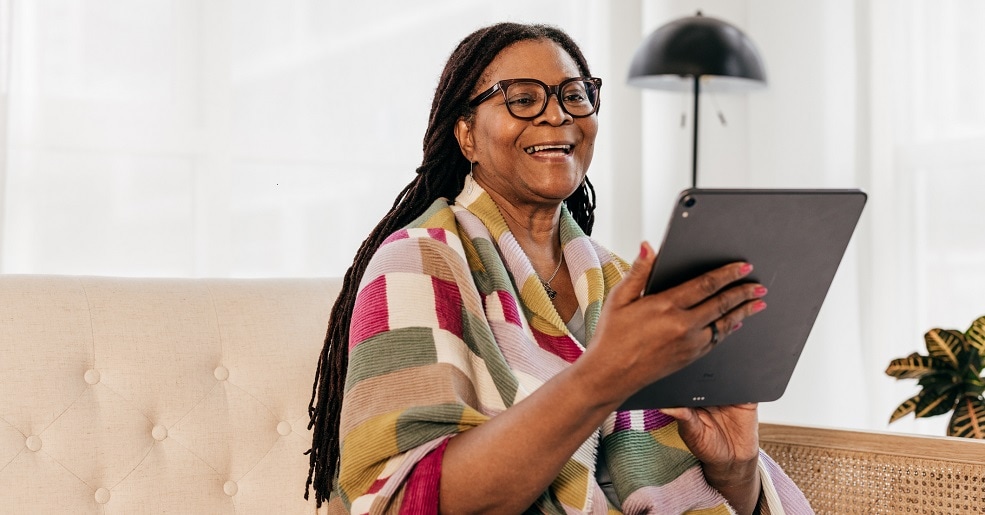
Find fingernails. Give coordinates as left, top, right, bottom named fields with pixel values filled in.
left=740, top=263, right=753, bottom=274
left=752, top=301, right=767, bottom=313
left=754, top=286, right=768, bottom=297
left=732, top=322, right=743, bottom=331
left=639, top=243, right=648, bottom=259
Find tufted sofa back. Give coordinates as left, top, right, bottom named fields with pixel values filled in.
left=0, top=275, right=341, bottom=514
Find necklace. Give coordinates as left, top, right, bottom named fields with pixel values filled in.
left=540, top=249, right=564, bottom=300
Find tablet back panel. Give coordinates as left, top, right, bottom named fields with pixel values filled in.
left=620, top=188, right=867, bottom=410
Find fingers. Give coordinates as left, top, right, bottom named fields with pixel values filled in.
left=607, top=242, right=656, bottom=306
left=659, top=406, right=693, bottom=421
left=701, top=289, right=767, bottom=347
left=658, top=262, right=766, bottom=348
left=670, top=262, right=755, bottom=309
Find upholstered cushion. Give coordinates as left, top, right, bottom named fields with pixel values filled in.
left=0, top=275, right=340, bottom=514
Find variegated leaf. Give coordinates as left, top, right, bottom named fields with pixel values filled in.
left=962, top=376, right=985, bottom=397
left=885, top=355, right=942, bottom=379
left=947, top=396, right=985, bottom=439
left=889, top=392, right=921, bottom=423
left=966, top=315, right=985, bottom=356
left=915, top=386, right=958, bottom=418
left=961, top=350, right=985, bottom=389
left=917, top=371, right=957, bottom=389
left=924, top=328, right=966, bottom=368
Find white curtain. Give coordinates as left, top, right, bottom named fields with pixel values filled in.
left=0, top=0, right=607, bottom=277
left=2, top=0, right=983, bottom=436
left=638, top=0, right=985, bottom=436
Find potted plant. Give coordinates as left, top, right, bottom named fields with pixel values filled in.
left=885, top=315, right=985, bottom=438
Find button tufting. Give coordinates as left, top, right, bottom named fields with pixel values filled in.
left=152, top=425, right=168, bottom=441
left=95, top=488, right=111, bottom=504
left=223, top=480, right=238, bottom=496
left=26, top=435, right=42, bottom=452
left=214, top=366, right=229, bottom=381
left=84, top=369, right=101, bottom=385
left=277, top=421, right=292, bottom=436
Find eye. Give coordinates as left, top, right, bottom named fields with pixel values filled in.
left=562, top=83, right=591, bottom=105
left=563, top=92, right=587, bottom=104
left=507, top=94, right=538, bottom=107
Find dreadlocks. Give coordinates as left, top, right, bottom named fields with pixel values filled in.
left=305, top=22, right=598, bottom=506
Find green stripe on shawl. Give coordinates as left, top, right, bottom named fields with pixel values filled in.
left=410, top=196, right=460, bottom=231
left=602, top=430, right=701, bottom=502
left=345, top=327, right=438, bottom=392
left=462, top=308, right=520, bottom=405
left=467, top=236, right=512, bottom=299
left=395, top=403, right=487, bottom=450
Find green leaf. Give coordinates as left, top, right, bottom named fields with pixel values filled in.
left=915, top=386, right=959, bottom=418
left=889, top=392, right=921, bottom=423
left=924, top=328, right=966, bottom=368
left=966, top=316, right=985, bottom=357
left=963, top=379, right=985, bottom=398
left=947, top=396, right=985, bottom=439
left=916, top=369, right=956, bottom=386
left=885, top=355, right=943, bottom=379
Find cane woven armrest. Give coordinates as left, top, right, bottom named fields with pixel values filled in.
left=760, top=423, right=985, bottom=514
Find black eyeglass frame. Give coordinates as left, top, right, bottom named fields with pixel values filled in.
left=467, top=77, right=603, bottom=120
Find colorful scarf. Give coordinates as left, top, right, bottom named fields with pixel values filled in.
left=329, top=176, right=811, bottom=514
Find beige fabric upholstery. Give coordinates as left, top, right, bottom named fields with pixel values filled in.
left=0, top=275, right=341, bottom=514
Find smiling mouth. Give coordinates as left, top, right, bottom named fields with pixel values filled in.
left=524, top=144, right=572, bottom=155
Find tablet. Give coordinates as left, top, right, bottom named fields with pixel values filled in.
left=619, top=188, right=867, bottom=410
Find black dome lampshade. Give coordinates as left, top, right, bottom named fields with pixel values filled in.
left=628, top=11, right=767, bottom=187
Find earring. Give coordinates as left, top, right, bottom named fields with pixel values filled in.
left=466, top=161, right=475, bottom=195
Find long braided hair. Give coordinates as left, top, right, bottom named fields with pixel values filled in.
left=305, top=22, right=598, bottom=506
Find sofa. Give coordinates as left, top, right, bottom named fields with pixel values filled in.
left=0, top=275, right=340, bottom=514
left=3, top=274, right=984, bottom=514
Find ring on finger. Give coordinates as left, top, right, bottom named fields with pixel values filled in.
left=708, top=321, right=720, bottom=345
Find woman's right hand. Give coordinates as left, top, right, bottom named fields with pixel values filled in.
left=582, top=241, right=768, bottom=405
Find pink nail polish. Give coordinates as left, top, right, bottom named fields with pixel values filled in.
left=740, top=263, right=753, bottom=274
left=732, top=322, right=743, bottom=331
left=752, top=301, right=767, bottom=313
left=754, top=286, right=768, bottom=297
left=639, top=244, right=647, bottom=259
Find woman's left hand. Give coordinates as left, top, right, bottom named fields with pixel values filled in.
left=662, top=403, right=762, bottom=514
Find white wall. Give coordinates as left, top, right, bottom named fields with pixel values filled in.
left=638, top=0, right=871, bottom=430
left=4, top=0, right=984, bottom=436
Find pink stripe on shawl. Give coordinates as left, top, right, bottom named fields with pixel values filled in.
left=533, top=329, right=583, bottom=363
left=349, top=275, right=389, bottom=348
left=399, top=438, right=450, bottom=515
left=426, top=227, right=447, bottom=244
left=432, top=276, right=463, bottom=338
left=496, top=290, right=523, bottom=326
left=613, top=409, right=675, bottom=432
left=382, top=229, right=411, bottom=244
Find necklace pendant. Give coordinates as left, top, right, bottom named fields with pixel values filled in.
left=542, top=281, right=557, bottom=300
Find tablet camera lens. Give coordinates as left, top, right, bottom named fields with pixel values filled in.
left=682, top=196, right=696, bottom=208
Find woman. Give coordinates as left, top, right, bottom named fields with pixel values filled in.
left=307, top=22, right=811, bottom=514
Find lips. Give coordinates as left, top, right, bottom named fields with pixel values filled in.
left=524, top=144, right=572, bottom=155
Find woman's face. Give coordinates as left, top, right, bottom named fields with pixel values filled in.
left=456, top=39, right=598, bottom=210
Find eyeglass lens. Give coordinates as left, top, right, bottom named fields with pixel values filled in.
left=505, top=80, right=598, bottom=118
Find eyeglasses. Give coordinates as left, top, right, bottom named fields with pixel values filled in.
left=468, top=77, right=602, bottom=120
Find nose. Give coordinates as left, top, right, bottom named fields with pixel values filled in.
left=536, top=94, right=572, bottom=126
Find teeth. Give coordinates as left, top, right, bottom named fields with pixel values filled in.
left=525, top=144, right=571, bottom=154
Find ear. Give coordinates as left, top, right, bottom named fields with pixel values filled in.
left=453, top=116, right=475, bottom=162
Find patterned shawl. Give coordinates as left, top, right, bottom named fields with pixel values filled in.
left=329, top=176, right=812, bottom=514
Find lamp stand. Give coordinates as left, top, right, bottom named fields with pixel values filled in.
left=691, top=75, right=700, bottom=189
